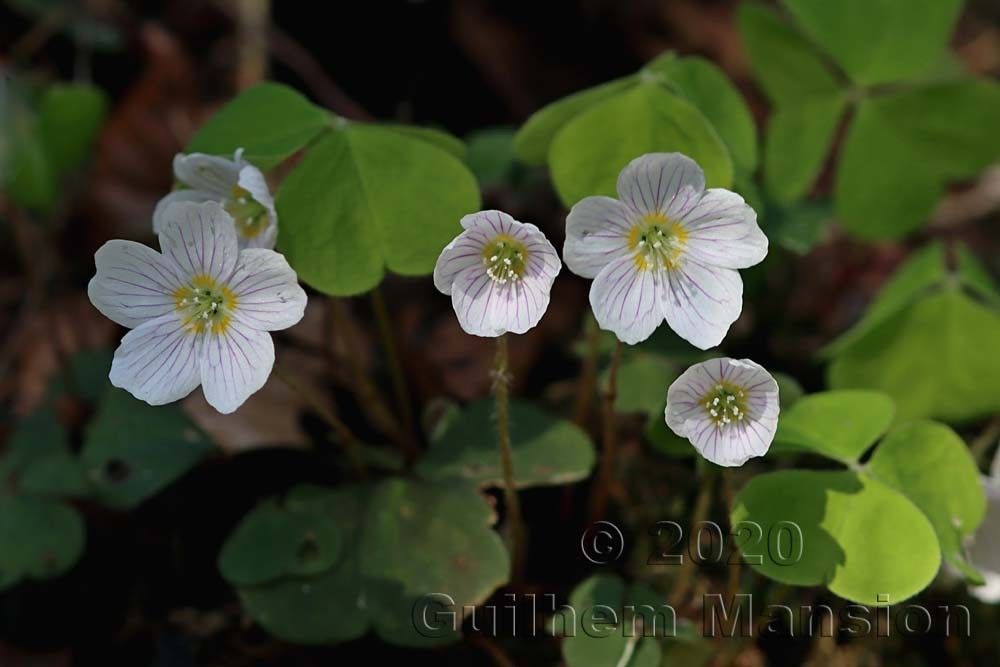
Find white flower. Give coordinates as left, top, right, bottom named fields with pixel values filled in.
left=89, top=201, right=307, bottom=413
left=665, top=358, right=779, bottom=467
left=434, top=210, right=561, bottom=337
left=153, top=149, right=278, bottom=249
left=968, top=451, right=1000, bottom=603
left=563, top=153, right=768, bottom=349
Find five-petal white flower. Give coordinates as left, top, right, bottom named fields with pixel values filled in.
left=563, top=153, right=768, bottom=349
left=89, top=200, right=307, bottom=413
left=434, top=210, right=561, bottom=337
left=153, top=149, right=278, bottom=250
left=665, top=358, right=779, bottom=467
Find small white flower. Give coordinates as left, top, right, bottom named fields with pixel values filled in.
left=434, top=210, right=561, bottom=337
left=968, top=451, right=1000, bottom=603
left=89, top=201, right=307, bottom=413
left=665, top=358, right=779, bottom=467
left=563, top=153, right=768, bottom=349
left=153, top=149, right=278, bottom=249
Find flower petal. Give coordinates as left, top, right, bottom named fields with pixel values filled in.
left=200, top=321, right=275, bottom=414
left=108, top=314, right=202, bottom=405
left=88, top=240, right=186, bottom=328
left=237, top=165, right=279, bottom=250
left=590, top=255, right=662, bottom=345
left=450, top=266, right=553, bottom=337
left=564, top=196, right=634, bottom=279
left=228, top=249, right=308, bottom=331
left=617, top=153, right=705, bottom=218
left=659, top=260, right=743, bottom=350
left=152, top=189, right=217, bottom=235
left=173, top=152, right=239, bottom=195
left=460, top=209, right=515, bottom=234
left=665, top=358, right=779, bottom=467
left=158, top=201, right=239, bottom=282
left=434, top=230, right=487, bottom=295
left=680, top=189, right=768, bottom=269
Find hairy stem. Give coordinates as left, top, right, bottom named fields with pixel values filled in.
left=588, top=339, right=623, bottom=523
left=669, top=467, right=716, bottom=607
left=573, top=312, right=601, bottom=427
left=494, top=334, right=526, bottom=584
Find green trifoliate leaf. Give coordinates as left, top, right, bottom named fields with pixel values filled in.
left=416, top=399, right=595, bottom=488
left=732, top=469, right=940, bottom=605
left=828, top=288, right=1000, bottom=423
left=276, top=122, right=481, bottom=296
left=779, top=0, right=963, bottom=87
left=868, top=421, right=986, bottom=582
left=513, top=74, right=637, bottom=165
left=738, top=3, right=846, bottom=204
left=549, top=83, right=732, bottom=206
left=237, top=480, right=508, bottom=646
left=380, top=123, right=467, bottom=159
left=186, top=82, right=330, bottom=170
left=0, top=495, right=85, bottom=590
left=647, top=54, right=758, bottom=174
left=219, top=499, right=342, bottom=586
left=835, top=80, right=1000, bottom=239
left=81, top=388, right=214, bottom=509
left=771, top=390, right=895, bottom=463
left=821, top=243, right=947, bottom=357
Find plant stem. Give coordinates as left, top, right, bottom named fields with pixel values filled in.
left=494, top=334, right=526, bottom=584
left=669, top=467, right=716, bottom=607
left=588, top=339, right=623, bottom=523
left=971, top=416, right=1000, bottom=469
left=721, top=469, right=742, bottom=606
left=273, top=367, right=367, bottom=477
left=370, top=286, right=419, bottom=462
left=573, top=312, right=601, bottom=427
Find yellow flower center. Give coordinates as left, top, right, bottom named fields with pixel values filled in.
left=174, top=274, right=237, bottom=334
left=701, top=381, right=748, bottom=428
left=482, top=234, right=528, bottom=284
left=628, top=212, right=687, bottom=272
left=224, top=186, right=269, bottom=239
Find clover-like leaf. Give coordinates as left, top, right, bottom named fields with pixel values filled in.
left=549, top=84, right=732, bottom=207
left=835, top=80, right=1000, bottom=239
left=779, top=0, right=962, bottom=87
left=219, top=498, right=341, bottom=586
left=0, top=495, right=85, bottom=590
left=868, top=421, right=986, bottom=581
left=732, top=469, right=940, bottom=605
left=237, top=479, right=508, bottom=646
left=416, top=399, right=595, bottom=488
left=186, top=82, right=330, bottom=170
left=276, top=122, right=481, bottom=296
left=81, top=387, right=214, bottom=509
left=771, top=390, right=895, bottom=463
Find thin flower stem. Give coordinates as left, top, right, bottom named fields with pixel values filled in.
left=573, top=312, right=601, bottom=427
left=370, top=286, right=420, bottom=463
left=588, top=339, right=623, bottom=523
left=669, top=467, right=716, bottom=607
left=494, top=334, right=527, bottom=585
left=721, top=469, right=742, bottom=606
left=272, top=367, right=367, bottom=477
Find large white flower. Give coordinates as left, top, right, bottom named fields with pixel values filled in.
left=564, top=153, right=768, bottom=348
left=665, top=358, right=779, bottom=467
left=434, top=210, right=561, bottom=337
left=89, top=201, right=307, bottom=413
left=153, top=149, right=278, bottom=249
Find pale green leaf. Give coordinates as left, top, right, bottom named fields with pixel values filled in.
left=276, top=122, right=481, bottom=296
left=549, top=84, right=732, bottom=206
left=771, top=390, right=895, bottom=463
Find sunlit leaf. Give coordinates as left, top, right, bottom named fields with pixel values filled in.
left=276, top=122, right=481, bottom=296
left=771, top=390, right=895, bottom=463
